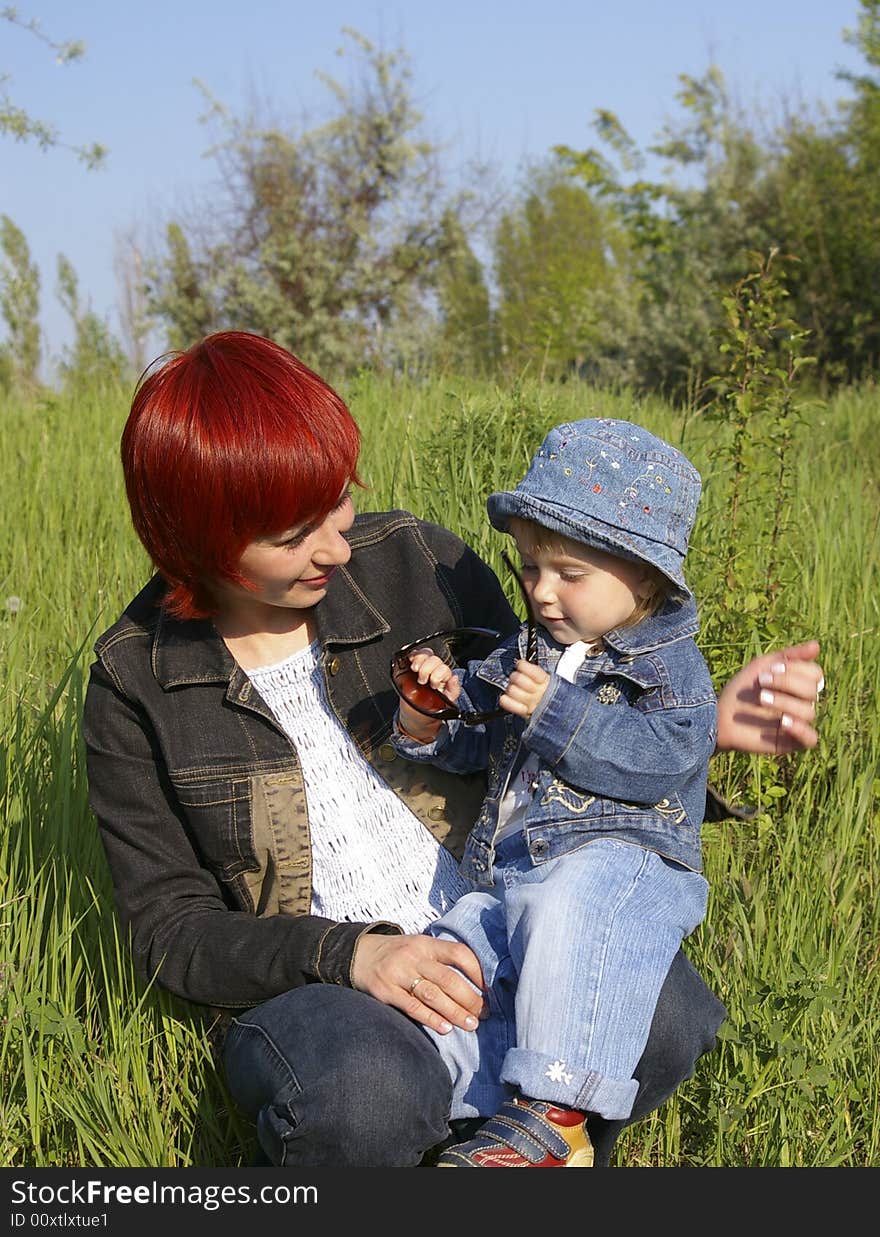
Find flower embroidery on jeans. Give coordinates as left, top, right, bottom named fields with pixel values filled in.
left=546, top=1060, right=574, bottom=1085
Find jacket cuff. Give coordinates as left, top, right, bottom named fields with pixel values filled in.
left=312, top=920, right=402, bottom=987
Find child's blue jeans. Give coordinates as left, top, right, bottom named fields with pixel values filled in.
left=425, top=834, right=709, bottom=1120
left=222, top=946, right=724, bottom=1166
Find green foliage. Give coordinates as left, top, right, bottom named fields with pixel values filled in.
left=761, top=0, right=880, bottom=386
left=1, top=363, right=877, bottom=1166
left=55, top=254, right=129, bottom=392
left=147, top=29, right=468, bottom=372
left=433, top=211, right=496, bottom=374
left=0, top=214, right=40, bottom=389
left=691, top=250, right=816, bottom=695
left=555, top=69, right=776, bottom=399
left=2, top=366, right=877, bottom=1166
left=492, top=163, right=634, bottom=381
left=0, top=7, right=106, bottom=167
left=549, top=8, right=880, bottom=399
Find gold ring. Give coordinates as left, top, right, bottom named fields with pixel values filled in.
left=408, top=976, right=425, bottom=996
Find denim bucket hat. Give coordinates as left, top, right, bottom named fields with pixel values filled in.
left=487, top=419, right=701, bottom=600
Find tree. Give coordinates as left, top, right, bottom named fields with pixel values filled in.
left=1, top=6, right=106, bottom=166
left=555, top=69, right=773, bottom=398
left=433, top=210, right=496, bottom=373
left=0, top=214, right=40, bottom=388
left=148, top=29, right=471, bottom=372
left=113, top=228, right=155, bottom=375
left=492, top=162, right=634, bottom=380
left=56, top=253, right=127, bottom=389
left=763, top=0, right=880, bottom=384
left=552, top=7, right=880, bottom=397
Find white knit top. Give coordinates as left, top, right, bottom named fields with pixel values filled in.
left=245, top=642, right=469, bottom=934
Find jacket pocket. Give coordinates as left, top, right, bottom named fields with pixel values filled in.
left=170, top=771, right=259, bottom=881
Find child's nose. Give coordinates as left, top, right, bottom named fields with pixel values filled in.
left=531, top=573, right=556, bottom=604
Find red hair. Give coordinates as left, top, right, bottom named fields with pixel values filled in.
left=121, top=331, right=361, bottom=619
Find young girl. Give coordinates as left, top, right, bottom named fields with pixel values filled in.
left=393, top=419, right=718, bottom=1167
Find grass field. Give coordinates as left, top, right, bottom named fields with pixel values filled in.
left=1, top=369, right=877, bottom=1167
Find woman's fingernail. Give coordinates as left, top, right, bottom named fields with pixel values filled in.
left=758, top=672, right=774, bottom=687
left=438, top=1020, right=453, bottom=1033
left=771, top=663, right=787, bottom=674
left=760, top=689, right=775, bottom=706
left=464, top=1015, right=478, bottom=1029
left=781, top=714, right=794, bottom=729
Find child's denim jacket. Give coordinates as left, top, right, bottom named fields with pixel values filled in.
left=392, top=596, right=717, bottom=884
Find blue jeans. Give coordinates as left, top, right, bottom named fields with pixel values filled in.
left=425, top=836, right=709, bottom=1120
left=222, top=950, right=725, bottom=1167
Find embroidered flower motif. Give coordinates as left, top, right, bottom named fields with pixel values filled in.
left=611, top=460, right=620, bottom=469
left=597, top=683, right=621, bottom=705
left=593, top=483, right=602, bottom=493
left=546, top=1059, right=574, bottom=1085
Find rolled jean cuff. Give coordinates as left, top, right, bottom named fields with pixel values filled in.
left=501, top=1047, right=639, bottom=1120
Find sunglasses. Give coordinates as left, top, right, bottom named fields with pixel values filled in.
left=390, top=553, right=537, bottom=726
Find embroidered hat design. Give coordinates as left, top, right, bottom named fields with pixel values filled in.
left=487, top=419, right=701, bottom=599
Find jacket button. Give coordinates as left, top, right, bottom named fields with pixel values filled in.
left=530, top=838, right=549, bottom=858
left=378, top=743, right=396, bottom=761
left=428, top=806, right=444, bottom=821
left=327, top=656, right=341, bottom=675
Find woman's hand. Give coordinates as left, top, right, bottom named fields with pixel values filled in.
left=351, top=931, right=485, bottom=1036
left=716, top=640, right=824, bottom=754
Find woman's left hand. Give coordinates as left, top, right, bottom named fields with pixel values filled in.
left=715, top=640, right=824, bottom=755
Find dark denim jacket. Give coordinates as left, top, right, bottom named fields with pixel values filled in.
left=393, top=597, right=717, bottom=880
left=82, top=511, right=517, bottom=1010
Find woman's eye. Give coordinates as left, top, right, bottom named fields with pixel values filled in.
left=283, top=529, right=310, bottom=549
left=334, top=488, right=352, bottom=510
left=561, top=572, right=585, bottom=582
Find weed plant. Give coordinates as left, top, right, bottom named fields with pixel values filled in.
left=1, top=364, right=877, bottom=1167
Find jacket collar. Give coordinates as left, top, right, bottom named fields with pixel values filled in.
left=603, top=595, right=699, bottom=655
left=150, top=565, right=390, bottom=689
left=478, top=593, right=700, bottom=685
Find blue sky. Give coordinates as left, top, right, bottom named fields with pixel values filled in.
left=1, top=1, right=867, bottom=369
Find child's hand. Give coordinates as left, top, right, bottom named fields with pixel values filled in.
left=396, top=649, right=459, bottom=742
left=406, top=651, right=461, bottom=702
left=499, top=660, right=550, bottom=718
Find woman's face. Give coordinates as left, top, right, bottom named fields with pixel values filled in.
left=216, top=489, right=355, bottom=617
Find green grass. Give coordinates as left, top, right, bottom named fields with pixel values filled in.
left=1, top=370, right=877, bottom=1167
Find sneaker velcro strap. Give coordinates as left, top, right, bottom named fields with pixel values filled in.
left=476, top=1100, right=572, bottom=1162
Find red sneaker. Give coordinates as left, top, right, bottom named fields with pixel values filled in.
left=437, top=1097, right=593, bottom=1167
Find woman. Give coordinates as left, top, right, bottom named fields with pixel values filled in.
left=82, top=331, right=823, bottom=1168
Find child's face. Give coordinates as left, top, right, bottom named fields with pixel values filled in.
left=515, top=533, right=650, bottom=645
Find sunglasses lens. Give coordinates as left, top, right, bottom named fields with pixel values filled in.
left=392, top=666, right=457, bottom=718
left=390, top=627, right=503, bottom=723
